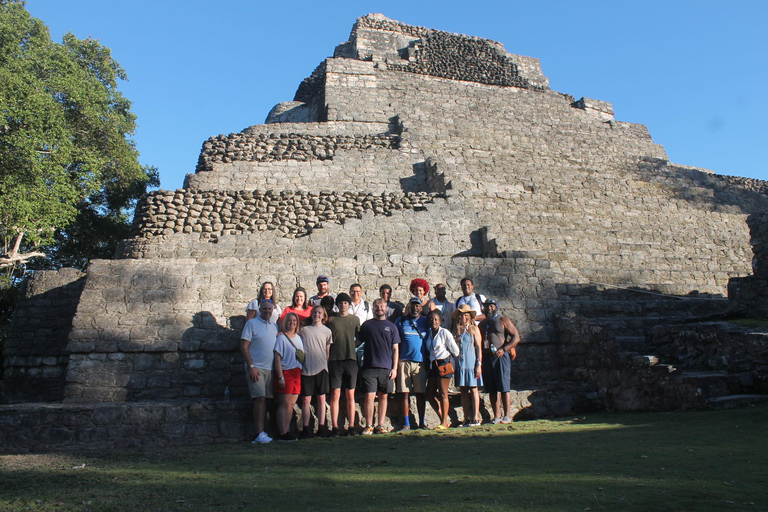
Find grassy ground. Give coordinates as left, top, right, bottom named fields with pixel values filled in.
left=1, top=405, right=766, bottom=512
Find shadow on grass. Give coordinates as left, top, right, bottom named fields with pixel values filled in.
left=2, top=407, right=767, bottom=511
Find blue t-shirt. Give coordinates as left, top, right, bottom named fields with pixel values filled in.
left=359, top=318, right=401, bottom=369
left=395, top=315, right=428, bottom=362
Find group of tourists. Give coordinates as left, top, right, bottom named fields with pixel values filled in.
left=239, top=275, right=521, bottom=443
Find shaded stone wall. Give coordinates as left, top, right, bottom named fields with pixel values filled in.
left=2, top=269, right=85, bottom=403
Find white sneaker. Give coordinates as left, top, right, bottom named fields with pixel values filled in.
left=252, top=431, right=272, bottom=444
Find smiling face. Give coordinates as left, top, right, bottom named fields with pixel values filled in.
left=259, top=301, right=274, bottom=321
left=311, top=306, right=326, bottom=325
left=414, top=286, right=426, bottom=299
left=293, top=290, right=306, bottom=308
left=317, top=281, right=329, bottom=295
left=461, top=279, right=474, bottom=297
left=409, top=302, right=422, bottom=318
left=435, top=285, right=447, bottom=301
left=260, top=283, right=273, bottom=301
left=373, top=300, right=387, bottom=319
left=350, top=285, right=362, bottom=304
left=284, top=314, right=298, bottom=334
left=458, top=311, right=472, bottom=326
left=429, top=312, right=441, bottom=330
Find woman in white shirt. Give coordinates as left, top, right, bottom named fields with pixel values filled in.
left=246, top=282, right=281, bottom=323
left=274, top=312, right=304, bottom=441
left=425, top=309, right=460, bottom=430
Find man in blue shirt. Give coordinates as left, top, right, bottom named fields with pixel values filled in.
left=394, top=298, right=429, bottom=430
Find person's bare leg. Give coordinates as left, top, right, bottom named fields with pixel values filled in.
left=377, top=392, right=388, bottom=426
left=301, top=395, right=312, bottom=428
left=253, top=397, right=266, bottom=434
left=471, top=387, right=481, bottom=422
left=502, top=391, right=511, bottom=418
left=416, top=394, right=426, bottom=426
left=364, top=392, right=375, bottom=427
left=330, top=388, right=341, bottom=429
left=460, top=387, right=470, bottom=423
left=316, top=394, right=327, bottom=427
left=489, top=392, right=500, bottom=420
left=427, top=378, right=441, bottom=417
left=440, top=379, right=451, bottom=428
left=345, top=388, right=356, bottom=431
left=401, top=392, right=410, bottom=424
left=277, top=394, right=290, bottom=435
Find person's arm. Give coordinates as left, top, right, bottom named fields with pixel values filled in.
left=389, top=343, right=399, bottom=381
left=445, top=330, right=460, bottom=358
left=500, top=317, right=521, bottom=352
left=274, top=351, right=285, bottom=389
left=246, top=310, right=257, bottom=321
left=471, top=326, right=483, bottom=379
left=240, top=339, right=260, bottom=381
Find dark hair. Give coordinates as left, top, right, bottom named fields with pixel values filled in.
left=320, top=295, right=335, bottom=311
left=379, top=284, right=392, bottom=293
left=350, top=283, right=362, bottom=291
left=460, top=277, right=474, bottom=286
left=292, top=287, right=308, bottom=308
left=258, top=281, right=278, bottom=302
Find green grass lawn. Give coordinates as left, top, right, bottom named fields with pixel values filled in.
left=2, top=405, right=766, bottom=511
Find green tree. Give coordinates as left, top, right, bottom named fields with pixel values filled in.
left=0, top=0, right=158, bottom=276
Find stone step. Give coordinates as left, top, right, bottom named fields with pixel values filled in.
left=613, top=335, right=647, bottom=352
left=674, top=370, right=757, bottom=399
left=707, top=394, right=768, bottom=409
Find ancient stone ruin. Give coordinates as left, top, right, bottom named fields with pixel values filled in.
left=3, top=14, right=767, bottom=452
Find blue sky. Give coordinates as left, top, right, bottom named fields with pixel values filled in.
left=25, top=1, right=768, bottom=188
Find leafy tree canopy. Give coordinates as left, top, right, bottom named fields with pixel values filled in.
left=0, top=0, right=158, bottom=276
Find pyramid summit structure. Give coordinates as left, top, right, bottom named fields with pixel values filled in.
left=3, top=14, right=767, bottom=451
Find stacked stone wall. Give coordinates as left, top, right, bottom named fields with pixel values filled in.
left=195, top=128, right=398, bottom=173
left=131, top=189, right=441, bottom=239
left=2, top=269, right=85, bottom=403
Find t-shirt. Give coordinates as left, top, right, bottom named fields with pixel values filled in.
left=299, top=324, right=333, bottom=376
left=349, top=300, right=373, bottom=325
left=274, top=333, right=304, bottom=371
left=359, top=318, right=401, bottom=370
left=395, top=315, right=428, bottom=362
left=308, top=293, right=337, bottom=307
left=328, top=314, right=360, bottom=361
left=240, top=316, right=278, bottom=369
left=279, top=306, right=312, bottom=328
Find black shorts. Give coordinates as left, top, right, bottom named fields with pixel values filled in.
left=329, top=360, right=358, bottom=390
left=482, top=350, right=511, bottom=393
left=300, top=370, right=329, bottom=397
left=361, top=368, right=394, bottom=394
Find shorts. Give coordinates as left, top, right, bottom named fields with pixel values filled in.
left=245, top=365, right=273, bottom=399
left=361, top=368, right=394, bottom=394
left=482, top=350, right=511, bottom=393
left=275, top=367, right=302, bottom=395
left=329, top=359, right=359, bottom=390
left=428, top=358, right=454, bottom=379
left=300, top=370, right=330, bottom=397
left=395, top=360, right=427, bottom=394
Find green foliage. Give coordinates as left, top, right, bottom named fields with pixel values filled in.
left=0, top=0, right=157, bottom=275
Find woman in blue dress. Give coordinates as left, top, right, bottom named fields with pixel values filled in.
left=452, top=304, right=483, bottom=427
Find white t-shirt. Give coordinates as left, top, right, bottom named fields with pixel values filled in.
left=349, top=300, right=373, bottom=326
left=274, top=333, right=305, bottom=371
left=240, top=316, right=278, bottom=370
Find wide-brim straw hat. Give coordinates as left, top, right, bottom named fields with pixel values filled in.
left=452, top=304, right=477, bottom=321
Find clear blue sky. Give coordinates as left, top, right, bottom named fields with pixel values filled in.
left=26, top=0, right=768, bottom=188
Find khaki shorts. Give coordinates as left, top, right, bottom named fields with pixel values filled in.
left=245, top=365, right=274, bottom=399
left=395, top=360, right=427, bottom=394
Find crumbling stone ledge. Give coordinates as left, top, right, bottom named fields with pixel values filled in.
left=131, top=190, right=443, bottom=239
left=196, top=131, right=399, bottom=172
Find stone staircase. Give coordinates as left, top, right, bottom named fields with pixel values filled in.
left=557, top=287, right=768, bottom=410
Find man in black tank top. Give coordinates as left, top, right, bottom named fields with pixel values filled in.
left=478, top=299, right=521, bottom=424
